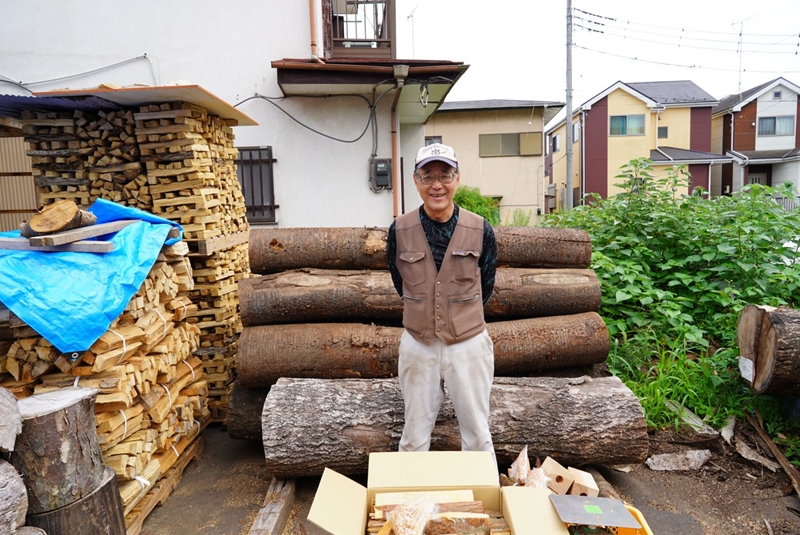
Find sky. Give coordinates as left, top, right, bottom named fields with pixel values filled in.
left=393, top=0, right=800, bottom=106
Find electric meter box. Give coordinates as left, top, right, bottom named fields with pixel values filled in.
left=370, top=158, right=392, bottom=189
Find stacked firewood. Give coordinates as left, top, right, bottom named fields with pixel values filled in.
left=229, top=226, right=649, bottom=477
left=23, top=99, right=252, bottom=422
left=1, top=238, right=210, bottom=520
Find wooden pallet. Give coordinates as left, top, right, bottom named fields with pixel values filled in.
left=124, top=417, right=210, bottom=535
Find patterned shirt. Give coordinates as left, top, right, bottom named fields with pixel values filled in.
left=387, top=205, right=497, bottom=305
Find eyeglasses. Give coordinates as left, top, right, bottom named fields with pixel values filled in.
left=416, top=171, right=457, bottom=185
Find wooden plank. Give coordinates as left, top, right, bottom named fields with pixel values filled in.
left=188, top=230, right=250, bottom=256
left=247, top=478, right=296, bottom=535
left=133, top=110, right=194, bottom=120
left=28, top=220, right=137, bottom=246
left=0, top=237, right=113, bottom=253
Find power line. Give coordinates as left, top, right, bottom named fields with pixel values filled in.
left=573, top=6, right=798, bottom=38
left=573, top=44, right=800, bottom=74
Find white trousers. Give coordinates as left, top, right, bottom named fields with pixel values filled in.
left=398, top=329, right=495, bottom=462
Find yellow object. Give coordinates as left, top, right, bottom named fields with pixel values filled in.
left=614, top=505, right=654, bottom=535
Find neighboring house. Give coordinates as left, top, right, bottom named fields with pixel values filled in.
left=711, top=77, right=800, bottom=198
left=425, top=100, right=564, bottom=225
left=545, top=80, right=731, bottom=211
left=0, top=0, right=467, bottom=229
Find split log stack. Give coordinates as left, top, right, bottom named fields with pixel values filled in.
left=0, top=239, right=210, bottom=528
left=22, top=101, right=253, bottom=421
left=738, top=304, right=800, bottom=395
left=232, top=226, right=649, bottom=477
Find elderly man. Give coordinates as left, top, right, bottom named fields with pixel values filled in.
left=386, top=142, right=498, bottom=461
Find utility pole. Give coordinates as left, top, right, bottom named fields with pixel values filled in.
left=565, top=0, right=574, bottom=210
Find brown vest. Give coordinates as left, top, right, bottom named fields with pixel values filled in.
left=394, top=207, right=486, bottom=345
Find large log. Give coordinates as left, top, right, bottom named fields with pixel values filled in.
left=226, top=379, right=271, bottom=441
left=0, top=459, right=27, bottom=534
left=227, top=363, right=608, bottom=443
left=20, top=199, right=97, bottom=238
left=239, top=268, right=600, bottom=326
left=10, top=387, right=106, bottom=514
left=261, top=376, right=648, bottom=478
left=238, top=313, right=609, bottom=388
left=248, top=226, right=591, bottom=274
left=25, top=467, right=126, bottom=535
left=754, top=307, right=800, bottom=394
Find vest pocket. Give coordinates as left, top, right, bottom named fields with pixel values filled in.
left=402, top=293, right=427, bottom=337
left=448, top=292, right=483, bottom=338
left=398, top=251, right=427, bottom=286
left=450, top=249, right=480, bottom=285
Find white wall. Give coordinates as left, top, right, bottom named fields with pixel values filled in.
left=772, top=160, right=800, bottom=190
left=756, top=83, right=798, bottom=152
left=0, top=0, right=408, bottom=228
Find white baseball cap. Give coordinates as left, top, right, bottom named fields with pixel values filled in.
left=415, top=143, right=458, bottom=170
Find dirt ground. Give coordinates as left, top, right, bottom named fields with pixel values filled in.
left=142, top=424, right=800, bottom=535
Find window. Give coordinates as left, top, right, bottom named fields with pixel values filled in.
left=758, top=116, right=794, bottom=136
left=479, top=132, right=543, bottom=157
left=236, top=146, right=277, bottom=223
left=572, top=122, right=580, bottom=143
left=658, top=126, right=668, bottom=139
left=609, top=114, right=645, bottom=136
left=425, top=136, right=442, bottom=146
left=773, top=91, right=782, bottom=100
left=552, top=134, right=561, bottom=153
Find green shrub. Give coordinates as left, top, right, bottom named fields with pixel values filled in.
left=504, top=208, right=532, bottom=227
left=454, top=185, right=500, bottom=225
left=543, top=157, right=800, bottom=441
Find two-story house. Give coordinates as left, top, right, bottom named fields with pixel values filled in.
left=545, top=80, right=731, bottom=210
left=425, top=100, right=564, bottom=224
left=0, top=0, right=467, bottom=230
left=711, top=77, right=800, bottom=197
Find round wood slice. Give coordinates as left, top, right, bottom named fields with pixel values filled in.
left=11, top=387, right=105, bottom=514
left=0, top=386, right=21, bottom=452
left=28, top=200, right=79, bottom=234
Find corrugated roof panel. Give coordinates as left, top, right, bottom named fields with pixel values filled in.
left=0, top=93, right=121, bottom=119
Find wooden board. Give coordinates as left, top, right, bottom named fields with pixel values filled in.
left=0, top=237, right=114, bottom=253
left=28, top=220, right=137, bottom=246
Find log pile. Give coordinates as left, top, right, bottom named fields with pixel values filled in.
left=231, top=225, right=648, bottom=477
left=1, top=238, right=210, bottom=526
left=23, top=98, right=252, bottom=422
left=738, top=304, right=800, bottom=395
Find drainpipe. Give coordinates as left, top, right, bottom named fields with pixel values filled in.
left=309, top=0, right=318, bottom=56
left=391, top=65, right=409, bottom=218
left=580, top=110, right=586, bottom=202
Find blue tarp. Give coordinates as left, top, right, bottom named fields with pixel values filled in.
left=0, top=199, right=183, bottom=354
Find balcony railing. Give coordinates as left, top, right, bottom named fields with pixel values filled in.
left=326, top=0, right=395, bottom=59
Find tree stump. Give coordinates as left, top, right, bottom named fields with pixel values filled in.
left=0, top=459, right=27, bottom=534
left=239, top=268, right=601, bottom=326
left=754, top=307, right=800, bottom=394
left=10, top=387, right=106, bottom=514
left=0, top=386, right=22, bottom=452
left=238, top=313, right=609, bottom=388
left=261, top=376, right=648, bottom=478
left=25, top=467, right=125, bottom=535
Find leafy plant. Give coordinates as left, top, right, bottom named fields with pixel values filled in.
left=504, top=208, right=532, bottom=227
left=543, top=157, right=800, bottom=443
left=454, top=185, right=500, bottom=225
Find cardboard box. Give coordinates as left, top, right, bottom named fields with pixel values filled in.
left=308, top=451, right=569, bottom=535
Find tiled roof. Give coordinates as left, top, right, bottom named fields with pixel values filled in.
left=649, top=146, right=731, bottom=162
left=438, top=99, right=564, bottom=111
left=712, top=78, right=779, bottom=114
left=736, top=148, right=800, bottom=160
left=626, top=81, right=717, bottom=106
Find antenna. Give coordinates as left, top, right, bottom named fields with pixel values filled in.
left=732, top=15, right=755, bottom=96
left=407, top=6, right=418, bottom=59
